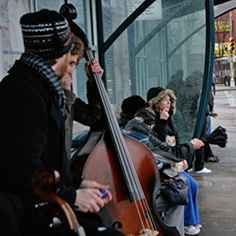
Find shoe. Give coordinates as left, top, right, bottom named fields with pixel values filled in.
left=205, top=155, right=219, bottom=162
left=187, top=168, right=193, bottom=173
left=184, top=225, right=200, bottom=235
left=195, top=167, right=212, bottom=174
left=195, top=224, right=202, bottom=230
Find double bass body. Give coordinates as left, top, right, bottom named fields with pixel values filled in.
left=71, top=131, right=179, bottom=236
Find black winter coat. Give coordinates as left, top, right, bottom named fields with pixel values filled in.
left=153, top=111, right=179, bottom=144
left=0, top=60, right=81, bottom=207
left=125, top=118, right=194, bottom=163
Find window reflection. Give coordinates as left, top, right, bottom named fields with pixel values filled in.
left=102, top=0, right=206, bottom=142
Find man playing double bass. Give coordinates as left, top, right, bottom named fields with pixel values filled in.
left=0, top=9, right=124, bottom=236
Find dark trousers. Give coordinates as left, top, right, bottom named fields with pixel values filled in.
left=194, top=147, right=205, bottom=171
left=0, top=192, right=124, bottom=236
left=204, top=142, right=214, bottom=158
left=194, top=116, right=208, bottom=171
left=0, top=192, right=26, bottom=235
left=212, top=83, right=216, bottom=95
left=0, top=192, right=53, bottom=235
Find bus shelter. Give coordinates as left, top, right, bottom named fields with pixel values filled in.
left=0, top=0, right=216, bottom=143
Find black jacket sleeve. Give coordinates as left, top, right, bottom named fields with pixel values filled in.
left=125, top=119, right=194, bottom=162
left=72, top=82, right=102, bottom=128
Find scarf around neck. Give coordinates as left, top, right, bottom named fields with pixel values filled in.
left=20, top=51, right=66, bottom=115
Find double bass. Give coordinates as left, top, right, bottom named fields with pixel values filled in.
left=60, top=3, right=180, bottom=236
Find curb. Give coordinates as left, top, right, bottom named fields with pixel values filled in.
left=216, top=84, right=236, bottom=92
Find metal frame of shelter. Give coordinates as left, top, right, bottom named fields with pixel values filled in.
left=95, top=0, right=215, bottom=143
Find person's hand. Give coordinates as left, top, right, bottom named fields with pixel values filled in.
left=159, top=108, right=169, bottom=120
left=74, top=179, right=112, bottom=213
left=80, top=179, right=110, bottom=191
left=85, top=57, right=104, bottom=84
left=190, top=138, right=204, bottom=150
left=211, top=112, right=218, bottom=118
left=183, top=160, right=188, bottom=171
left=60, top=72, right=73, bottom=91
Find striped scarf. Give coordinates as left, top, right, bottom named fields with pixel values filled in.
left=20, top=51, right=66, bottom=115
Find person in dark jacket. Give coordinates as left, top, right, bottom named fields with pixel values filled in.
left=118, top=95, right=149, bottom=128
left=125, top=108, right=204, bottom=235
left=125, top=109, right=203, bottom=162
left=147, top=86, right=212, bottom=174
left=60, top=33, right=103, bottom=159
left=0, top=9, right=123, bottom=236
left=204, top=91, right=219, bottom=162
left=147, top=87, right=208, bottom=234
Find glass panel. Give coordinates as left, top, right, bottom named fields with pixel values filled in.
left=37, top=0, right=64, bottom=11
left=102, top=0, right=163, bottom=42
left=0, top=0, right=31, bottom=79
left=103, top=0, right=206, bottom=142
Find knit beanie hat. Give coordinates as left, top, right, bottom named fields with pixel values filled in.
left=121, top=95, right=149, bottom=119
left=135, top=108, right=156, bottom=125
left=146, top=87, right=164, bottom=102
left=20, top=9, right=72, bottom=60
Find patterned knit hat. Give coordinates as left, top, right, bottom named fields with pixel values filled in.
left=20, top=9, right=72, bottom=60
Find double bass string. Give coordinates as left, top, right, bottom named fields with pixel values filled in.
left=90, top=58, right=157, bottom=233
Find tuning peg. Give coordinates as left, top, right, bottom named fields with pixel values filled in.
left=49, top=217, right=62, bottom=228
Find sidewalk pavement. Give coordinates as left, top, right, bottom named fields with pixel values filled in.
left=216, top=83, right=236, bottom=91
left=189, top=87, right=236, bottom=236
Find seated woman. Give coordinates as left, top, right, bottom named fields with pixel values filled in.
left=147, top=86, right=211, bottom=174
left=125, top=108, right=204, bottom=236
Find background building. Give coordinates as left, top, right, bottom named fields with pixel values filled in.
left=214, top=5, right=236, bottom=83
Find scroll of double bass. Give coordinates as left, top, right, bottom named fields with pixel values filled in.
left=60, top=3, right=180, bottom=236
left=32, top=168, right=86, bottom=236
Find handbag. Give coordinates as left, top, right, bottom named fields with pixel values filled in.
left=161, top=169, right=189, bottom=205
